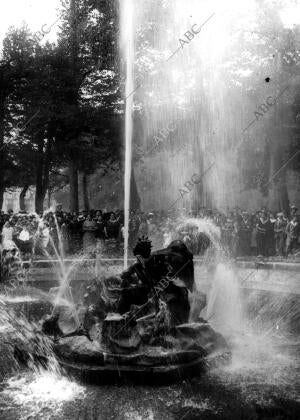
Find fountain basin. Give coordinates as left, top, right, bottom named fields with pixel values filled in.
left=57, top=355, right=206, bottom=384
left=50, top=321, right=230, bottom=384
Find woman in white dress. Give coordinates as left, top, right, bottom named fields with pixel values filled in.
left=1, top=221, right=14, bottom=249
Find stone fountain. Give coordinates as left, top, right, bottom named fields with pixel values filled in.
left=35, top=238, right=230, bottom=384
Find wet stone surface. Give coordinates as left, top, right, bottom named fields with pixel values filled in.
left=0, top=331, right=299, bottom=420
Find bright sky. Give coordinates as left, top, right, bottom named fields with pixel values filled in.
left=0, top=0, right=300, bottom=49
left=0, top=0, right=62, bottom=46
left=280, top=2, right=300, bottom=28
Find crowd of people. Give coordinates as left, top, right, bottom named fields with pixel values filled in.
left=0, top=208, right=124, bottom=258
left=216, top=206, right=300, bottom=258
left=0, top=204, right=299, bottom=260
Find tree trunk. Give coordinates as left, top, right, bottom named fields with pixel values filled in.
left=19, top=185, right=29, bottom=211
left=130, top=168, right=140, bottom=211
left=35, top=138, right=52, bottom=213
left=35, top=193, right=46, bottom=214
left=35, top=158, right=43, bottom=213
left=0, top=185, right=4, bottom=211
left=268, top=146, right=290, bottom=213
left=267, top=50, right=290, bottom=214
left=0, top=101, right=6, bottom=211
left=82, top=172, right=90, bottom=211
left=69, top=161, right=79, bottom=213
left=67, top=0, right=80, bottom=214
left=48, top=189, right=52, bottom=208
left=35, top=164, right=47, bottom=213
left=278, top=169, right=289, bottom=214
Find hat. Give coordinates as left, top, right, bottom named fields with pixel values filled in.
left=277, top=212, right=283, bottom=217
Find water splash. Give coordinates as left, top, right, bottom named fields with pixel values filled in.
left=182, top=398, right=221, bottom=415
left=0, top=260, right=85, bottom=420
left=178, top=217, right=221, bottom=249
left=204, top=262, right=243, bottom=334
left=212, top=331, right=300, bottom=404
left=1, top=369, right=85, bottom=420
left=200, top=261, right=300, bottom=404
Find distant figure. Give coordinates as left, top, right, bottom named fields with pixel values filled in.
left=290, top=205, right=298, bottom=218
left=105, top=212, right=120, bottom=239
left=61, top=221, right=69, bottom=255
left=256, top=210, right=272, bottom=257
left=274, top=213, right=286, bottom=256
left=138, top=216, right=148, bottom=237
left=82, top=214, right=97, bottom=252
left=68, top=216, right=82, bottom=254
left=286, top=215, right=299, bottom=256
left=18, top=226, right=33, bottom=259
left=239, top=211, right=251, bottom=256
left=1, top=221, right=14, bottom=248
left=95, top=214, right=106, bottom=249
left=42, top=222, right=50, bottom=249
left=268, top=212, right=276, bottom=256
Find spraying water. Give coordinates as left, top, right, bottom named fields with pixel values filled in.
left=204, top=263, right=243, bottom=334
left=178, top=217, right=222, bottom=250
left=38, top=214, right=80, bottom=328
left=120, top=0, right=135, bottom=268
left=0, top=303, right=85, bottom=419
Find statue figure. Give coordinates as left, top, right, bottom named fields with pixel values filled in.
left=87, top=237, right=194, bottom=352
left=43, top=237, right=196, bottom=353
left=117, top=237, right=194, bottom=325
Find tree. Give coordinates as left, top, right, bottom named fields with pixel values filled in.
left=1, top=26, right=67, bottom=212
left=55, top=0, right=121, bottom=212
left=0, top=25, right=38, bottom=208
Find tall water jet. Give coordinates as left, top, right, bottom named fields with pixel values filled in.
left=120, top=0, right=135, bottom=268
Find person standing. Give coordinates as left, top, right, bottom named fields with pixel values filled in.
left=239, top=211, right=252, bottom=256
left=18, top=225, right=32, bottom=259
left=95, top=214, right=106, bottom=252
left=1, top=221, right=14, bottom=248
left=128, top=211, right=140, bottom=248
left=290, top=205, right=298, bottom=219
left=232, top=212, right=241, bottom=258
left=68, top=215, right=82, bottom=254
left=138, top=215, right=148, bottom=238
left=267, top=212, right=276, bottom=256
left=105, top=212, right=120, bottom=239
left=61, top=220, right=70, bottom=255
left=286, top=215, right=299, bottom=256
left=274, top=213, right=286, bottom=257
left=250, top=213, right=259, bottom=256
left=40, top=222, right=50, bottom=253
left=48, top=215, right=58, bottom=253
left=222, top=214, right=234, bottom=256
left=256, top=210, right=272, bottom=257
